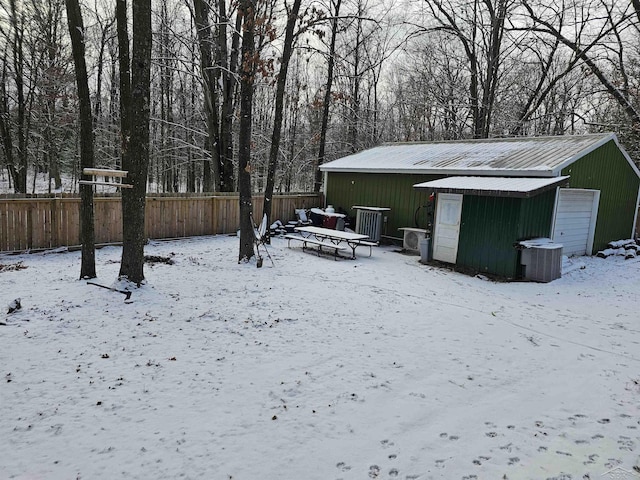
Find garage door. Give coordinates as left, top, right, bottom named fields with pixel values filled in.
left=552, top=189, right=599, bottom=256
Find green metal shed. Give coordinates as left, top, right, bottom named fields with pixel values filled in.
left=320, top=133, right=640, bottom=279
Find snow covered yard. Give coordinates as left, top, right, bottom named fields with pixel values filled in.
left=1, top=235, right=639, bottom=480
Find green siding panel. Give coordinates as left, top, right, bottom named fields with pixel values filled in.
left=325, top=173, right=438, bottom=237
left=456, top=190, right=556, bottom=278
left=517, top=189, right=556, bottom=239
left=562, top=140, right=640, bottom=251
left=457, top=196, right=521, bottom=278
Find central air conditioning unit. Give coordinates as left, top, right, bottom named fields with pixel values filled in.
left=355, top=210, right=383, bottom=242
left=399, top=227, right=426, bottom=254
left=518, top=238, right=563, bottom=283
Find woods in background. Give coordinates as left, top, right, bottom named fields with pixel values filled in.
left=1, top=0, right=640, bottom=196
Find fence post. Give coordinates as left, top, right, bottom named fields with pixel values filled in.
left=211, top=196, right=217, bottom=234
left=0, top=202, right=6, bottom=252
left=50, top=197, right=59, bottom=248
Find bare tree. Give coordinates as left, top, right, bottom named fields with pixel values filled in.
left=65, top=0, right=96, bottom=279
left=192, top=0, right=222, bottom=192
left=0, top=0, right=29, bottom=192
left=262, top=0, right=302, bottom=241
left=117, top=0, right=152, bottom=284
left=89, top=0, right=117, bottom=179
left=192, top=0, right=241, bottom=192
left=237, top=0, right=257, bottom=262
left=313, top=0, right=342, bottom=193
left=424, top=0, right=510, bottom=138
left=521, top=0, right=640, bottom=129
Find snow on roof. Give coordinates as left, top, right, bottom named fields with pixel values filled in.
left=320, top=133, right=618, bottom=177
left=413, top=175, right=570, bottom=197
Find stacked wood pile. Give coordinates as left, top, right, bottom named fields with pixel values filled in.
left=596, top=239, right=639, bottom=259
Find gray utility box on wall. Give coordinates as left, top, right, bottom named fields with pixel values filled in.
left=518, top=238, right=563, bottom=283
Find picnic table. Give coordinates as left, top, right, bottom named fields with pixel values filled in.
left=287, top=226, right=374, bottom=259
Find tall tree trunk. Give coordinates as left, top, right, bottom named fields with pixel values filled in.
left=0, top=66, right=17, bottom=189
left=14, top=1, right=27, bottom=193
left=221, top=2, right=242, bottom=192
left=262, top=0, right=302, bottom=242
left=65, top=0, right=96, bottom=279
left=479, top=0, right=506, bottom=138
left=118, top=0, right=152, bottom=284
left=348, top=6, right=363, bottom=153
left=237, top=0, right=256, bottom=262
left=42, top=0, right=63, bottom=192
left=314, top=0, right=341, bottom=193
left=193, top=0, right=222, bottom=192
left=6, top=0, right=28, bottom=193
left=116, top=0, right=131, bottom=168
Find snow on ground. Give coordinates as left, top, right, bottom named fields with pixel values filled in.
left=1, top=235, right=639, bottom=480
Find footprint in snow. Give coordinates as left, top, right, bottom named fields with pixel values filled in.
left=583, top=453, right=598, bottom=465
left=617, top=436, right=635, bottom=451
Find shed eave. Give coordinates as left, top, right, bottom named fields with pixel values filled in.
left=413, top=176, right=570, bottom=198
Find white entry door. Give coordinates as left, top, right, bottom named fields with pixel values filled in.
left=433, top=193, right=463, bottom=263
left=552, top=189, right=600, bottom=256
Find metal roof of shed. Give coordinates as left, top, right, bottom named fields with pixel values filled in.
left=320, top=133, right=622, bottom=177
left=413, top=176, right=570, bottom=198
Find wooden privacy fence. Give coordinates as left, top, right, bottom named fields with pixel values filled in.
left=0, top=193, right=323, bottom=253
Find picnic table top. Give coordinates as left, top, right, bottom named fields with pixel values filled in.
left=294, top=226, right=369, bottom=242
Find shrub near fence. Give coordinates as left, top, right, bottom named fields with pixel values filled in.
left=0, top=193, right=323, bottom=253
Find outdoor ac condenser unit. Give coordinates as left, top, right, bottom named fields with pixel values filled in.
left=519, top=238, right=563, bottom=283
left=356, top=210, right=383, bottom=242
left=400, top=227, right=426, bottom=254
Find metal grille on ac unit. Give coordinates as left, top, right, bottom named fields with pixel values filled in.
left=355, top=210, right=383, bottom=242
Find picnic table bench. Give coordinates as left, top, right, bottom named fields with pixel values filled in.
left=348, top=239, right=378, bottom=257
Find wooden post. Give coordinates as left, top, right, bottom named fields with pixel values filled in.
left=50, top=198, right=59, bottom=248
